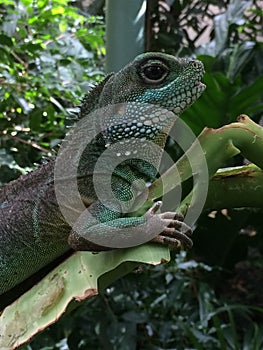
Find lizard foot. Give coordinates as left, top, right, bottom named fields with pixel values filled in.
left=146, top=201, right=193, bottom=250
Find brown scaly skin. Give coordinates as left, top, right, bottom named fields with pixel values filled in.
left=0, top=52, right=206, bottom=299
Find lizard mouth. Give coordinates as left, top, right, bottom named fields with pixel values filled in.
left=195, top=81, right=205, bottom=87
left=192, top=80, right=206, bottom=94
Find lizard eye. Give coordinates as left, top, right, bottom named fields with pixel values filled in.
left=140, top=62, right=168, bottom=84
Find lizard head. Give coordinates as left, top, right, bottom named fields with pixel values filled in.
left=79, top=53, right=206, bottom=171
left=99, top=52, right=206, bottom=116
left=95, top=53, right=206, bottom=150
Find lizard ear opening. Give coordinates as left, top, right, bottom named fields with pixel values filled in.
left=139, top=61, right=169, bottom=85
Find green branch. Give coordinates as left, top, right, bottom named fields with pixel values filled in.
left=148, top=115, right=263, bottom=213
left=204, top=164, right=263, bottom=210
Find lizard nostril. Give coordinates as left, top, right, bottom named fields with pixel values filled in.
left=191, top=61, right=200, bottom=69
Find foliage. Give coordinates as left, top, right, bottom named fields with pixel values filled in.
left=176, top=0, right=263, bottom=135
left=0, top=0, right=105, bottom=185
left=21, top=252, right=263, bottom=349
left=159, top=1, right=263, bottom=350
left=146, top=0, right=262, bottom=57
left=181, top=51, right=263, bottom=135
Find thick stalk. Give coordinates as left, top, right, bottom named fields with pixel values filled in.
left=147, top=115, right=263, bottom=214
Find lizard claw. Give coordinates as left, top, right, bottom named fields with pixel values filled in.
left=146, top=201, right=193, bottom=250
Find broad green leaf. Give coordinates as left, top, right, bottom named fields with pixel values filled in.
left=0, top=245, right=170, bottom=349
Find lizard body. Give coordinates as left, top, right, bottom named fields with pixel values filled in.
left=0, top=52, right=205, bottom=297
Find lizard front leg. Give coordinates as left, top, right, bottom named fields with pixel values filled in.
left=68, top=201, right=192, bottom=251
left=145, top=201, right=193, bottom=249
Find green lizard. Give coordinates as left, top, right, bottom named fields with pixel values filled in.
left=0, top=52, right=206, bottom=299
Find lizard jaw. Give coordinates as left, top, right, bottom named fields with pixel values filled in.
left=194, top=81, right=206, bottom=87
